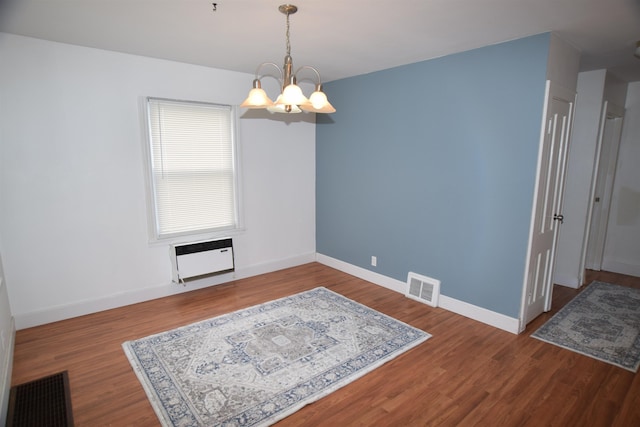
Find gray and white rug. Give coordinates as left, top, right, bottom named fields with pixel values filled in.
left=123, top=287, right=431, bottom=426
left=531, top=281, right=640, bottom=372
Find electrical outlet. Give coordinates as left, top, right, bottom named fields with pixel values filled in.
left=371, top=256, right=377, bottom=267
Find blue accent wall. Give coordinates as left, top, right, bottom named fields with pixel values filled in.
left=316, top=33, right=550, bottom=318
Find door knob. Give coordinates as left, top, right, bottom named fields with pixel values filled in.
left=553, top=214, right=564, bottom=224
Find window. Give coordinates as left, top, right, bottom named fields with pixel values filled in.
left=145, top=97, right=240, bottom=240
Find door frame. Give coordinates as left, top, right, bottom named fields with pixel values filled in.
left=579, top=101, right=625, bottom=279
left=518, top=80, right=576, bottom=332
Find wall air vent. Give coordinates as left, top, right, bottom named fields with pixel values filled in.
left=405, top=272, right=440, bottom=307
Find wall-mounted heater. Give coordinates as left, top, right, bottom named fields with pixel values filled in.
left=405, top=272, right=440, bottom=307
left=171, top=238, right=234, bottom=284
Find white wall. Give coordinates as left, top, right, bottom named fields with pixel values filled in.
left=602, top=82, right=640, bottom=276
left=546, top=33, right=580, bottom=92
left=0, top=33, right=317, bottom=329
left=604, top=73, right=629, bottom=106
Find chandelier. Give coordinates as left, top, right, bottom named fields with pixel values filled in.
left=240, top=4, right=335, bottom=114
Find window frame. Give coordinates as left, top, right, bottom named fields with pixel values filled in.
left=141, top=96, right=244, bottom=244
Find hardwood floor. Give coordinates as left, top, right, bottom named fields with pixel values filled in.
left=11, top=263, right=640, bottom=426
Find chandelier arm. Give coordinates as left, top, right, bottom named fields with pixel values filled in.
left=254, top=62, right=284, bottom=83
left=294, top=65, right=321, bottom=82
left=293, top=65, right=324, bottom=90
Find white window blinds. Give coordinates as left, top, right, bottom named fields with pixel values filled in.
left=146, top=98, right=239, bottom=239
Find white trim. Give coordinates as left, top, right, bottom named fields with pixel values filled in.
left=140, top=97, right=245, bottom=244
left=580, top=101, right=611, bottom=272
left=601, top=259, right=640, bottom=278
left=552, top=273, right=581, bottom=289
left=13, top=252, right=316, bottom=330
left=0, top=316, right=15, bottom=426
left=14, top=252, right=521, bottom=334
left=316, top=254, right=520, bottom=334
left=232, top=252, right=317, bottom=281
left=438, top=296, right=519, bottom=333
left=581, top=103, right=625, bottom=275
left=315, top=254, right=406, bottom=294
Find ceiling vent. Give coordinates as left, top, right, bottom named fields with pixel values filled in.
left=405, top=272, right=440, bottom=307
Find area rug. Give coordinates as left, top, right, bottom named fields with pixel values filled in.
left=122, top=287, right=431, bottom=426
left=531, top=281, right=640, bottom=372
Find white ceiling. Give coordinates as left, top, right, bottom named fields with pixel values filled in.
left=1, top=0, right=639, bottom=83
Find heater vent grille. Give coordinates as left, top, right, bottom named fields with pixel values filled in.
left=405, top=272, right=440, bottom=307
left=171, top=238, right=234, bottom=284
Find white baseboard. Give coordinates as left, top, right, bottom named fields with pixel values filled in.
left=316, top=253, right=520, bottom=334
left=0, top=316, right=15, bottom=426
left=233, top=252, right=317, bottom=281
left=437, top=295, right=519, bottom=333
left=13, top=251, right=524, bottom=334
left=553, top=273, right=581, bottom=289
left=316, top=254, right=406, bottom=294
left=601, top=259, right=640, bottom=278
left=13, top=252, right=317, bottom=330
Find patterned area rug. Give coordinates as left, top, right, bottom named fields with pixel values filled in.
left=532, top=281, right=640, bottom=372
left=122, top=287, right=430, bottom=426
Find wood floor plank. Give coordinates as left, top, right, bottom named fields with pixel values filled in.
left=10, top=263, right=640, bottom=426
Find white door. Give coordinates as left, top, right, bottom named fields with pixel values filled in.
left=584, top=103, right=624, bottom=271
left=521, top=82, right=575, bottom=328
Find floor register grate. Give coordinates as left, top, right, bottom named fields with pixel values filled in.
left=7, top=371, right=74, bottom=427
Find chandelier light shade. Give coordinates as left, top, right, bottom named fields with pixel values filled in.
left=240, top=4, right=335, bottom=114
left=243, top=80, right=275, bottom=108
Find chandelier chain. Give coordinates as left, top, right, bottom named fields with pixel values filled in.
left=285, top=12, right=291, bottom=56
